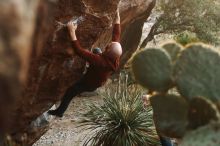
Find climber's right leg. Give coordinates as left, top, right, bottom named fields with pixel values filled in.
left=48, top=82, right=84, bottom=117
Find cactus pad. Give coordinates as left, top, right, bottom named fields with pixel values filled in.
left=180, top=122, right=220, bottom=146
left=188, top=97, right=220, bottom=130
left=150, top=94, right=189, bottom=138
left=174, top=43, right=220, bottom=102
left=162, top=42, right=183, bottom=62
left=132, top=48, right=173, bottom=92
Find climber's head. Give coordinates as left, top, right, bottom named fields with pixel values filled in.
left=104, top=42, right=122, bottom=58
left=92, top=47, right=102, bottom=54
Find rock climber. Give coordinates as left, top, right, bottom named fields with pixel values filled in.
left=48, top=10, right=122, bottom=117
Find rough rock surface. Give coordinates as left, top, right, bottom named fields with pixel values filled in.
left=0, top=0, right=155, bottom=145
left=33, top=95, right=103, bottom=146
left=0, top=0, right=40, bottom=141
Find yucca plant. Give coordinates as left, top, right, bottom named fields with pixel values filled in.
left=79, top=75, right=160, bottom=146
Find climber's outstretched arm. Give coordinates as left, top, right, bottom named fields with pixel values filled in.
left=67, top=22, right=103, bottom=66
left=112, top=9, right=121, bottom=42
left=68, top=22, right=78, bottom=41
left=115, top=9, right=120, bottom=24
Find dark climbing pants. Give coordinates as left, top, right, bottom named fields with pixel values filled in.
left=159, top=136, right=173, bottom=146
left=55, top=81, right=95, bottom=114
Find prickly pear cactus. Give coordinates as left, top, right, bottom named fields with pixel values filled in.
left=150, top=94, right=189, bottom=138
left=174, top=43, right=220, bottom=102
left=132, top=48, right=173, bottom=92
left=217, top=102, right=220, bottom=111
left=188, top=97, right=220, bottom=130
left=161, top=41, right=183, bottom=62
left=180, top=122, right=220, bottom=146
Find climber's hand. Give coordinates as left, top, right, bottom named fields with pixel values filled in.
left=116, top=8, right=120, bottom=18
left=115, top=8, right=120, bottom=24
left=67, top=21, right=77, bottom=41
left=67, top=21, right=78, bottom=32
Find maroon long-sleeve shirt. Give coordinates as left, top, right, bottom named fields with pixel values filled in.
left=72, top=24, right=121, bottom=90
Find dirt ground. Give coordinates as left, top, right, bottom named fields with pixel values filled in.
left=33, top=94, right=103, bottom=146
left=33, top=90, right=179, bottom=146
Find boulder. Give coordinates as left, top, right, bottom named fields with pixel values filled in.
left=0, top=0, right=156, bottom=144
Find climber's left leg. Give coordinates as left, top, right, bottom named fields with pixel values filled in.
left=48, top=81, right=86, bottom=117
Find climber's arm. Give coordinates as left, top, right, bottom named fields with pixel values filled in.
left=67, top=22, right=103, bottom=66
left=112, top=9, right=121, bottom=42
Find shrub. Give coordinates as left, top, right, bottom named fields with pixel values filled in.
left=174, top=31, right=199, bottom=46
left=79, top=77, right=160, bottom=146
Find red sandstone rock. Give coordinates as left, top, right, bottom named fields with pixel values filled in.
left=0, top=0, right=155, bottom=144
